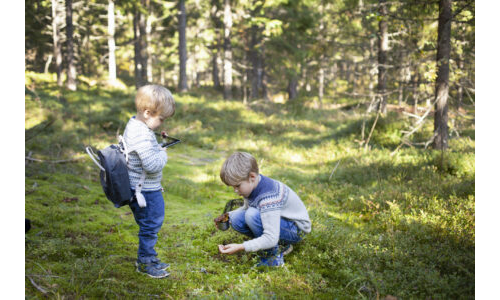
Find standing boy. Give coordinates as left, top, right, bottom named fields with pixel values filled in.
left=217, top=152, right=311, bottom=267
left=123, top=85, right=175, bottom=278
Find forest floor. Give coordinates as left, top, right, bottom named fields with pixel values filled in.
left=25, top=72, right=475, bottom=299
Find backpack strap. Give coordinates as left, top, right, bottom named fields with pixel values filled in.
left=85, top=146, right=105, bottom=172
left=118, top=135, right=130, bottom=163
left=135, top=171, right=147, bottom=207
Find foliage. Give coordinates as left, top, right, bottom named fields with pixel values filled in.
left=25, top=73, right=474, bottom=299
left=24, top=0, right=474, bottom=111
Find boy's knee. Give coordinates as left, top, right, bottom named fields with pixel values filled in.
left=244, top=207, right=261, bottom=227
left=229, top=210, right=246, bottom=231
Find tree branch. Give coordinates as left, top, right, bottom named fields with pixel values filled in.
left=25, top=156, right=84, bottom=164
left=26, top=275, right=48, bottom=295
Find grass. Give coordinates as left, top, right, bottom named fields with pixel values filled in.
left=25, top=72, right=474, bottom=299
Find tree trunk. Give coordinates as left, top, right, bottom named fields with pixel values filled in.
left=398, top=51, right=404, bottom=106
left=192, top=52, right=199, bottom=87
left=457, top=56, right=464, bottom=109
left=146, top=13, right=153, bottom=83
left=65, top=0, right=77, bottom=91
left=433, top=0, right=452, bottom=150
left=250, top=25, right=259, bottom=99
left=133, top=1, right=149, bottom=89
left=243, top=54, right=248, bottom=104
left=261, top=44, right=270, bottom=102
left=368, top=38, right=376, bottom=110
left=331, top=61, right=338, bottom=90
left=288, top=76, right=298, bottom=100
left=212, top=51, right=221, bottom=89
left=377, top=0, right=388, bottom=113
left=51, top=0, right=63, bottom=86
left=345, top=61, right=352, bottom=83
left=178, top=0, right=188, bottom=92
left=318, top=56, right=325, bottom=106
left=340, top=61, right=347, bottom=80
left=210, top=0, right=222, bottom=89
left=303, top=64, right=311, bottom=92
left=262, top=69, right=270, bottom=101
left=412, top=70, right=419, bottom=114
left=223, top=0, right=233, bottom=99
left=351, top=63, right=357, bottom=94
left=139, top=0, right=149, bottom=84
left=107, top=0, right=117, bottom=84
left=133, top=10, right=145, bottom=88
left=44, top=54, right=53, bottom=74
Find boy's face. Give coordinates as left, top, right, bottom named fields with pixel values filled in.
left=142, top=110, right=165, bottom=131
left=232, top=172, right=258, bottom=198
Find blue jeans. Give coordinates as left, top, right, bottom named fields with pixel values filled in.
left=230, top=207, right=303, bottom=250
left=129, top=190, right=165, bottom=264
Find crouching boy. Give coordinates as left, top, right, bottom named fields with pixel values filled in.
left=217, top=152, right=311, bottom=267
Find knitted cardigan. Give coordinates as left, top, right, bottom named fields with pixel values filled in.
left=229, top=175, right=311, bottom=252
left=123, top=116, right=167, bottom=192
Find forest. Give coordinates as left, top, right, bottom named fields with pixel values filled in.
left=25, top=0, right=475, bottom=298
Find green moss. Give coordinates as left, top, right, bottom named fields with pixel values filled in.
left=26, top=72, right=474, bottom=299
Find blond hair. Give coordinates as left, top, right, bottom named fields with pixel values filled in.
left=135, top=85, right=175, bottom=118
left=220, top=152, right=259, bottom=186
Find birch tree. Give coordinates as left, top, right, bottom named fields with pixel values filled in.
left=107, top=0, right=117, bottom=85
left=65, top=0, right=77, bottom=90
left=178, top=0, right=188, bottom=92
left=223, top=0, right=233, bottom=99
left=51, top=0, right=63, bottom=87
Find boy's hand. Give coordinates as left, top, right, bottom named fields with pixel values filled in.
left=218, top=244, right=244, bottom=254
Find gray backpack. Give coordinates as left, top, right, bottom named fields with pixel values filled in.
left=86, top=136, right=146, bottom=208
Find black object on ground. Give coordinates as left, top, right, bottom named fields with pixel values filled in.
left=26, top=218, right=31, bottom=233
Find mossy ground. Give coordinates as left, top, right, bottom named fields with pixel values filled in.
left=25, top=72, right=474, bottom=299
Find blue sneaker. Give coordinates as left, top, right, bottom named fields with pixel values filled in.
left=256, top=252, right=284, bottom=267
left=151, top=257, right=170, bottom=270
left=136, top=262, right=170, bottom=278
left=135, top=258, right=170, bottom=271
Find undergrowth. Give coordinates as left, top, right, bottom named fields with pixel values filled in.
left=25, top=72, right=474, bottom=299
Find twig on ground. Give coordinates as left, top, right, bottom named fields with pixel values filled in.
left=26, top=274, right=62, bottom=278
left=328, top=159, right=342, bottom=181
left=27, top=275, right=48, bottom=294
left=25, top=119, right=56, bottom=142
left=26, top=151, right=33, bottom=166
left=25, top=85, right=41, bottom=101
left=464, top=86, right=475, bottom=105
left=411, top=133, right=437, bottom=149
left=402, top=111, right=422, bottom=119
left=25, top=156, right=84, bottom=164
left=364, top=107, right=381, bottom=151
left=390, top=99, right=438, bottom=156
left=360, top=95, right=378, bottom=143
left=345, top=277, right=363, bottom=289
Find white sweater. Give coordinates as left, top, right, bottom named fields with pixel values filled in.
left=123, top=116, right=167, bottom=191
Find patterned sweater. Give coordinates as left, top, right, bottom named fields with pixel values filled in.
left=123, top=116, right=167, bottom=192
left=228, top=175, right=312, bottom=252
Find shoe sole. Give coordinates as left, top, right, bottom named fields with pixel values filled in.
left=255, top=262, right=285, bottom=267
left=282, top=245, right=293, bottom=256
left=135, top=261, right=170, bottom=271
left=136, top=268, right=170, bottom=278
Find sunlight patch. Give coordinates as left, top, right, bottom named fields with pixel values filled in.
left=285, top=152, right=304, bottom=163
